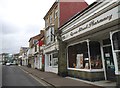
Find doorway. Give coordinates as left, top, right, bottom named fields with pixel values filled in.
left=103, top=45, right=116, bottom=81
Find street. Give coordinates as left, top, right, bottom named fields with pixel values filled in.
left=2, top=65, right=45, bottom=87
left=0, top=64, right=2, bottom=87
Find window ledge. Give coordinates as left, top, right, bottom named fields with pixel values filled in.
left=68, top=68, right=104, bottom=72
left=48, top=66, right=58, bottom=68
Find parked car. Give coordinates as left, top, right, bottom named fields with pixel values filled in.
left=10, top=63, right=16, bottom=65
left=6, top=63, right=11, bottom=66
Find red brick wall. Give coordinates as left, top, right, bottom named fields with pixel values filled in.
left=60, top=1, right=88, bottom=27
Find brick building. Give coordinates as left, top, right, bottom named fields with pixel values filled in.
left=43, top=0, right=88, bottom=74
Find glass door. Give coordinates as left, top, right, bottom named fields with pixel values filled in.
left=103, top=46, right=115, bottom=81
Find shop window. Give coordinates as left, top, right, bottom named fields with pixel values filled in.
left=52, top=58, right=58, bottom=66
left=112, top=31, right=120, bottom=70
left=48, top=53, right=58, bottom=67
left=68, top=42, right=89, bottom=69
left=112, top=31, right=120, bottom=50
left=89, top=41, right=103, bottom=69
left=52, top=53, right=58, bottom=67
left=116, top=52, right=120, bottom=70
left=49, top=54, right=52, bottom=66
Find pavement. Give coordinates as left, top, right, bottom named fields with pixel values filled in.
left=19, top=66, right=105, bottom=88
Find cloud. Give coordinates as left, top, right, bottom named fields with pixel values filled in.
left=0, top=0, right=95, bottom=54
left=2, top=33, right=29, bottom=54
left=2, top=22, right=22, bottom=35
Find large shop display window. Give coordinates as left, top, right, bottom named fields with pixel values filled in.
left=112, top=31, right=120, bottom=70
left=68, top=42, right=89, bottom=69
left=68, top=41, right=103, bottom=70
left=48, top=53, right=58, bottom=67
left=89, top=41, right=103, bottom=69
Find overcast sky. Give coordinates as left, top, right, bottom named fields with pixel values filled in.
left=0, top=0, right=95, bottom=54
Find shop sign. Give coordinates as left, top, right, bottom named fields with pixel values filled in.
left=62, top=5, right=120, bottom=41
left=70, top=15, right=112, bottom=36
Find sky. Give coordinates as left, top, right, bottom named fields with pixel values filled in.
left=0, top=0, right=95, bottom=54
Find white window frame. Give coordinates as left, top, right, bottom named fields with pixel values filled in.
left=52, top=52, right=58, bottom=67
left=48, top=52, right=58, bottom=67
left=67, top=39, right=104, bottom=72
left=50, top=27, right=55, bottom=42
left=110, top=30, right=120, bottom=75
left=46, top=27, right=55, bottom=45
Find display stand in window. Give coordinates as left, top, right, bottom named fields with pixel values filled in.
left=84, top=58, right=89, bottom=69
left=76, top=54, right=83, bottom=69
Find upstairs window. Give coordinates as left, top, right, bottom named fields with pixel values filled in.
left=35, top=45, right=37, bottom=52
left=46, top=29, right=50, bottom=44
left=45, top=17, right=49, bottom=28
left=50, top=27, right=55, bottom=42
left=50, top=13, right=52, bottom=23
left=46, top=27, right=55, bottom=45
left=55, top=10, right=58, bottom=19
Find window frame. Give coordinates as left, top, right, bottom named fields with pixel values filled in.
left=67, top=39, right=103, bottom=72
left=48, top=52, right=58, bottom=67
left=49, top=13, right=52, bottom=24
left=46, top=27, right=55, bottom=45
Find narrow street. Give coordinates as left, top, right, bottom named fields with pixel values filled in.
left=2, top=65, right=46, bottom=87
left=0, top=65, right=2, bottom=87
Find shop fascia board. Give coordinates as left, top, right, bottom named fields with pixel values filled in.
left=44, top=43, right=58, bottom=53
left=61, top=4, right=119, bottom=41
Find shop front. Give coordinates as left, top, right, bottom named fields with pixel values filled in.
left=67, top=39, right=104, bottom=81
left=59, top=1, right=120, bottom=82
left=44, top=43, right=59, bottom=74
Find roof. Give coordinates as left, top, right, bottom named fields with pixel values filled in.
left=28, top=34, right=40, bottom=42
left=59, top=1, right=99, bottom=29
left=29, top=30, right=44, bottom=42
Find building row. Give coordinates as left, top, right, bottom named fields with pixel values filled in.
left=0, top=53, right=18, bottom=65
left=19, top=0, right=120, bottom=87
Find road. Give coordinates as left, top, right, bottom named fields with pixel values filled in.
left=0, top=64, right=2, bottom=87
left=2, top=65, right=45, bottom=87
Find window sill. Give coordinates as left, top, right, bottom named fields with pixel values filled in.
left=68, top=68, right=104, bottom=72
left=48, top=66, right=58, bottom=68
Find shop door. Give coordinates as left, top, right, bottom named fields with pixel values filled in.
left=39, top=55, right=42, bottom=69
left=103, top=46, right=115, bottom=81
